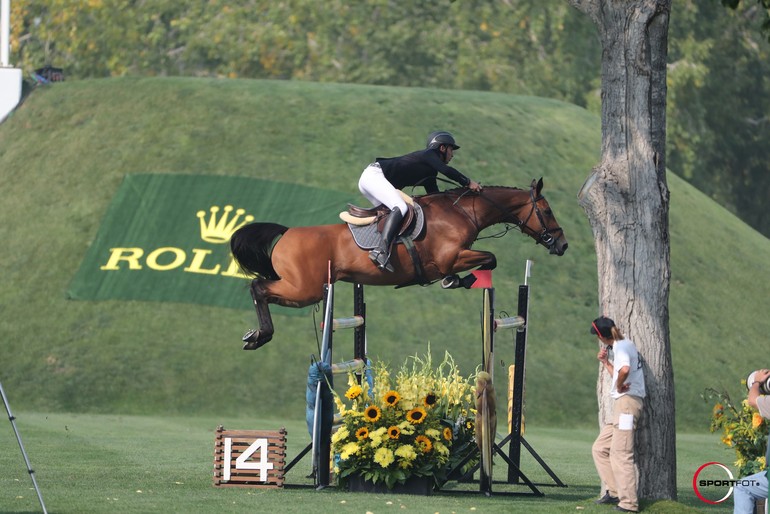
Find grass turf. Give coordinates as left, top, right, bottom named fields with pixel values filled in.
left=0, top=412, right=725, bottom=513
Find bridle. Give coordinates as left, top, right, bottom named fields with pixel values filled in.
left=519, top=186, right=564, bottom=249
left=453, top=186, right=563, bottom=250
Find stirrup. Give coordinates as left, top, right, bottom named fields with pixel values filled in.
left=441, top=275, right=460, bottom=289
left=369, top=249, right=394, bottom=272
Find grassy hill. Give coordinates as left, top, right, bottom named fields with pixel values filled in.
left=0, top=77, right=768, bottom=432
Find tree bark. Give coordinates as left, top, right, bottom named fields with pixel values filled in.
left=569, top=0, right=676, bottom=500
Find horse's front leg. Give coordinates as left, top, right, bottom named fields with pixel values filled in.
left=242, top=279, right=275, bottom=350
left=441, top=249, right=497, bottom=290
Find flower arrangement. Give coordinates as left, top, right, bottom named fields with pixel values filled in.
left=331, top=349, right=477, bottom=490
left=706, top=381, right=768, bottom=476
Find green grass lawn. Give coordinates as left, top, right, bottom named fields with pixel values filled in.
left=0, top=412, right=728, bottom=513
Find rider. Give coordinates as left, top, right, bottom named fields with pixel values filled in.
left=358, top=131, right=482, bottom=271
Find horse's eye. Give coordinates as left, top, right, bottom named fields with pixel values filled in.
left=544, top=209, right=553, bottom=216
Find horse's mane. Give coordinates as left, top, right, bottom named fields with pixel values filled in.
left=414, top=185, right=525, bottom=201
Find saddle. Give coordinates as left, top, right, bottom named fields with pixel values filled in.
left=339, top=191, right=416, bottom=236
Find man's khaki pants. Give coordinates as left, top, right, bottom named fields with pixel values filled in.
left=592, top=394, right=644, bottom=512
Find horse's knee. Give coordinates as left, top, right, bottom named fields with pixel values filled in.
left=479, top=254, right=497, bottom=270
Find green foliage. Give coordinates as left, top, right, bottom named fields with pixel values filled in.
left=666, top=1, right=770, bottom=237
left=705, top=382, right=768, bottom=477
left=10, top=0, right=599, bottom=106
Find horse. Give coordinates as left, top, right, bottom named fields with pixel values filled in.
left=230, top=178, right=567, bottom=349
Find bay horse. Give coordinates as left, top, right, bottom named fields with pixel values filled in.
left=230, top=178, right=567, bottom=349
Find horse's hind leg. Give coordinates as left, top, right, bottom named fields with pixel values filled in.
left=242, top=279, right=275, bottom=350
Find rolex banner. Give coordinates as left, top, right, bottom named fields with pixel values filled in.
left=67, top=174, right=358, bottom=312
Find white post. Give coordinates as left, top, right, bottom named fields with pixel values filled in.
left=0, top=0, right=22, bottom=124
left=1, top=0, right=10, bottom=67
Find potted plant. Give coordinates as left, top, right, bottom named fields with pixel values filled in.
left=706, top=381, right=768, bottom=477
left=331, top=349, right=477, bottom=494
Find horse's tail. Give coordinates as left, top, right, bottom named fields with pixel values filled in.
left=230, top=222, right=289, bottom=280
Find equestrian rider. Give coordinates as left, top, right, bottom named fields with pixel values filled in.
left=358, top=131, right=482, bottom=271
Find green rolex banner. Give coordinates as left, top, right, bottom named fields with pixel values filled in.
left=67, top=174, right=358, bottom=313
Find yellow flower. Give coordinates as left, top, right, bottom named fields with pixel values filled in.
left=415, top=435, right=433, bottom=453
left=443, top=427, right=453, bottom=441
left=423, top=392, right=438, bottom=408
left=406, top=407, right=427, bottom=424
left=373, top=447, right=395, bottom=468
left=364, top=405, right=382, bottom=423
left=340, top=442, right=360, bottom=460
left=331, top=426, right=349, bottom=444
left=368, top=427, right=388, bottom=448
left=355, top=427, right=369, bottom=440
left=395, top=444, right=417, bottom=463
left=722, top=433, right=734, bottom=447
left=425, top=428, right=441, bottom=440
left=398, top=421, right=415, bottom=435
left=388, top=426, right=401, bottom=439
left=434, top=441, right=450, bottom=457
left=383, top=390, right=401, bottom=407
left=753, top=412, right=764, bottom=429
left=345, top=385, right=362, bottom=400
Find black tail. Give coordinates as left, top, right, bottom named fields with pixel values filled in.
left=230, top=222, right=289, bottom=279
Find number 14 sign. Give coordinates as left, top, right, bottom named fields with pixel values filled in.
left=213, top=426, right=286, bottom=488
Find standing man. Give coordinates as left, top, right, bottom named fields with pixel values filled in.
left=733, top=369, right=770, bottom=514
left=590, top=316, right=646, bottom=513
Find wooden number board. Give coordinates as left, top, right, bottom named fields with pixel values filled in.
left=213, top=426, right=286, bottom=488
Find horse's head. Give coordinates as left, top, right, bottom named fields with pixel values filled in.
left=520, top=178, right=568, bottom=255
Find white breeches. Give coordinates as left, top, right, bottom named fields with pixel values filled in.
left=358, top=164, right=407, bottom=216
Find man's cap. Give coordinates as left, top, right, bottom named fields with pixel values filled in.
left=590, top=316, right=615, bottom=339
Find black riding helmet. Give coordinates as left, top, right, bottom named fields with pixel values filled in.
left=426, top=131, right=460, bottom=150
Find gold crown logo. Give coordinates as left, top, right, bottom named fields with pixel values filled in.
left=197, top=205, right=254, bottom=244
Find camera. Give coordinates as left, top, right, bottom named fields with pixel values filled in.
left=746, top=371, right=770, bottom=395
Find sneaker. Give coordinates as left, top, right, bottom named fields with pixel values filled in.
left=595, top=492, right=620, bottom=505
left=613, top=506, right=637, bottom=513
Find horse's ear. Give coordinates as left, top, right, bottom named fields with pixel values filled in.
left=530, top=178, right=544, bottom=195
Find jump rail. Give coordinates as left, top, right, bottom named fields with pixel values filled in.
left=282, top=280, right=367, bottom=489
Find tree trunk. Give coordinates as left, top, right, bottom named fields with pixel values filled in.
left=569, top=0, right=676, bottom=500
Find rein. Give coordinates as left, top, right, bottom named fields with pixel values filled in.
left=450, top=186, right=562, bottom=248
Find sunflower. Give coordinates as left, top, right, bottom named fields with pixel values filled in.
left=345, top=384, right=363, bottom=400
left=415, top=435, right=433, bottom=453
left=406, top=407, right=427, bottom=424
left=383, top=390, right=401, bottom=407
left=364, top=405, right=382, bottom=423
left=443, top=427, right=453, bottom=441
left=355, top=427, right=369, bottom=440
left=388, top=426, right=401, bottom=439
left=423, top=392, right=438, bottom=408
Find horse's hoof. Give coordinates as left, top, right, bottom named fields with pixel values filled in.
left=242, top=328, right=259, bottom=343
left=441, top=275, right=460, bottom=289
left=242, top=329, right=272, bottom=350
left=242, top=338, right=270, bottom=350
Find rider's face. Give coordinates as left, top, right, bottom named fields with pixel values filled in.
left=442, top=145, right=454, bottom=163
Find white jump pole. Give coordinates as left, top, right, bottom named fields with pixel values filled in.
left=1, top=0, right=10, bottom=67
left=1, top=0, right=23, bottom=123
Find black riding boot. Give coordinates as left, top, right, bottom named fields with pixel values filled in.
left=369, top=209, right=403, bottom=272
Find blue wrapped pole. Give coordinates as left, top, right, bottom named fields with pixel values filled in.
left=306, top=361, right=334, bottom=438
